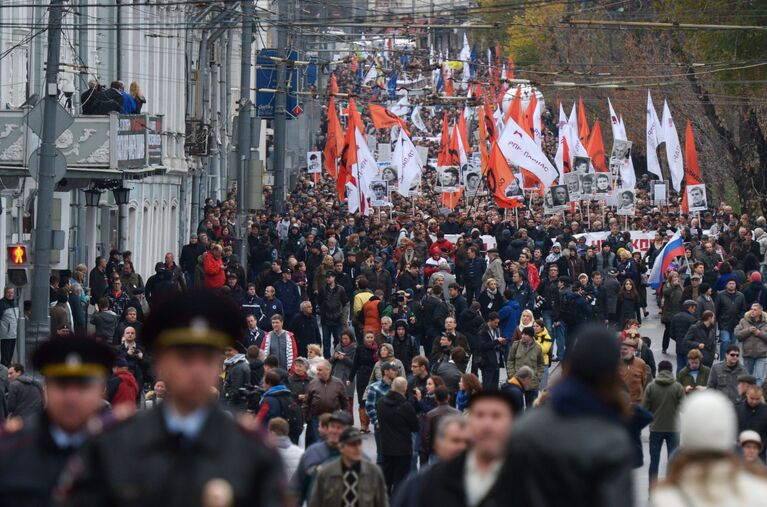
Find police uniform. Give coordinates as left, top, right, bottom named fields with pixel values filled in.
left=54, top=290, right=284, bottom=507
left=0, top=335, right=115, bottom=507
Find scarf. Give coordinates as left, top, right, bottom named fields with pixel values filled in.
left=224, top=353, right=246, bottom=366
left=486, top=287, right=497, bottom=297
left=365, top=341, right=379, bottom=362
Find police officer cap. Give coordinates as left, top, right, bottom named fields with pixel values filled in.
left=142, top=289, right=243, bottom=352
left=32, top=334, right=115, bottom=380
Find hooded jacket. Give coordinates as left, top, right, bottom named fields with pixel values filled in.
left=642, top=370, right=684, bottom=433
left=256, top=385, right=294, bottom=425
left=6, top=375, right=43, bottom=418
left=223, top=354, right=251, bottom=400
left=735, top=311, right=767, bottom=358
left=109, top=370, right=139, bottom=408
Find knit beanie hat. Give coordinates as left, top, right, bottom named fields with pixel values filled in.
left=680, top=390, right=736, bottom=453
left=565, top=325, right=620, bottom=387
left=751, top=271, right=762, bottom=283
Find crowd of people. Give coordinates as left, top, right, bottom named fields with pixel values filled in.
left=1, top=46, right=767, bottom=507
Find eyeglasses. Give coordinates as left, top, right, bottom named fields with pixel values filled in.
left=728, top=353, right=740, bottom=357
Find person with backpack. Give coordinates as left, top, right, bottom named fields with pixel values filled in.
left=390, top=320, right=419, bottom=374
left=256, top=371, right=303, bottom=444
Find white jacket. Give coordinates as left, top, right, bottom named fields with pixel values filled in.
left=651, top=460, right=767, bottom=507
left=276, top=436, right=304, bottom=480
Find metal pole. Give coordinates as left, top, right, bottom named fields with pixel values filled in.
left=118, top=203, right=128, bottom=251
left=237, top=0, right=254, bottom=271
left=29, top=0, right=66, bottom=357
left=224, top=30, right=233, bottom=192
left=273, top=0, right=289, bottom=214
left=77, top=0, right=88, bottom=95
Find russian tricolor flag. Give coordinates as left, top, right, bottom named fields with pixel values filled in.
left=648, top=233, right=686, bottom=289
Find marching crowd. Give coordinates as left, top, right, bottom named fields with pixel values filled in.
left=1, top=49, right=767, bottom=507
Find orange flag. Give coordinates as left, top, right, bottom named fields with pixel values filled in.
left=457, top=111, right=470, bottom=155
left=324, top=97, right=344, bottom=179
left=681, top=120, right=702, bottom=214
left=328, top=74, right=339, bottom=96
left=437, top=112, right=451, bottom=166
left=483, top=97, right=497, bottom=143
left=586, top=120, right=608, bottom=173
left=444, top=68, right=454, bottom=97
left=504, top=85, right=522, bottom=123
left=487, top=142, right=523, bottom=208
left=442, top=187, right=464, bottom=209
left=523, top=93, right=538, bottom=138
left=577, top=97, right=590, bottom=146
left=561, top=136, right=572, bottom=175
left=448, top=124, right=461, bottom=166
left=368, top=103, right=410, bottom=135
left=337, top=98, right=364, bottom=201
left=506, top=56, right=515, bottom=80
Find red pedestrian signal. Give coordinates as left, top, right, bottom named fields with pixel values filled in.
left=7, top=245, right=27, bottom=265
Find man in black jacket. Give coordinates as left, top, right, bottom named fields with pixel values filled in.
left=288, top=301, right=321, bottom=358
left=179, top=234, right=206, bottom=289
left=54, top=291, right=284, bottom=507
left=672, top=300, right=699, bottom=372
left=376, top=376, right=419, bottom=495
left=476, top=313, right=506, bottom=389
left=463, top=247, right=485, bottom=304
left=318, top=272, right=348, bottom=357
left=420, top=286, right=449, bottom=344
left=683, top=310, right=718, bottom=367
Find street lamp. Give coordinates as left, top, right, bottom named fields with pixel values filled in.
left=112, top=185, right=130, bottom=205
left=83, top=188, right=102, bottom=207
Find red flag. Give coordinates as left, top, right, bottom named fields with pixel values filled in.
left=438, top=112, right=451, bottom=166
left=444, top=68, right=454, bottom=97
left=483, top=97, right=497, bottom=143
left=328, top=74, right=339, bottom=96
left=487, top=141, right=523, bottom=208
left=523, top=93, right=538, bottom=138
left=577, top=97, right=590, bottom=147
left=324, top=97, right=344, bottom=179
left=506, top=56, right=515, bottom=81
left=368, top=103, right=410, bottom=135
left=504, top=86, right=522, bottom=123
left=442, top=187, right=464, bottom=209
left=561, top=136, right=572, bottom=175
left=478, top=106, right=490, bottom=174
left=682, top=120, right=702, bottom=213
left=586, top=120, right=608, bottom=173
left=457, top=111, right=470, bottom=156
left=448, top=124, right=461, bottom=166
left=337, top=98, right=364, bottom=201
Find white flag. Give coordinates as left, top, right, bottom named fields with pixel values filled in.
left=661, top=100, right=684, bottom=192
left=394, top=129, right=422, bottom=197
left=497, top=116, right=558, bottom=188
left=567, top=103, right=592, bottom=169
left=554, top=103, right=569, bottom=174
left=411, top=105, right=428, bottom=132
left=646, top=91, right=664, bottom=181
left=460, top=34, right=471, bottom=84
left=608, top=98, right=636, bottom=189
left=390, top=95, right=409, bottom=117
left=362, top=64, right=377, bottom=85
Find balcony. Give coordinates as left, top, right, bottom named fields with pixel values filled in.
left=0, top=111, right=165, bottom=181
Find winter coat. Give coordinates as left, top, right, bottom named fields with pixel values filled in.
left=642, top=370, right=685, bottom=433
left=361, top=298, right=382, bottom=333
left=303, top=376, right=348, bottom=419
left=619, top=356, right=648, bottom=403
left=602, top=274, right=621, bottom=314
left=202, top=251, right=226, bottom=289
left=223, top=355, right=251, bottom=401
left=477, top=290, right=504, bottom=320
left=420, top=295, right=449, bottom=338
left=275, top=435, right=304, bottom=481
left=463, top=257, right=486, bottom=288
left=318, top=284, right=348, bottom=326
left=707, top=361, right=747, bottom=403
left=260, top=329, right=298, bottom=373
left=676, top=365, right=711, bottom=391
left=661, top=283, right=683, bottom=324
left=108, top=370, right=139, bottom=408
left=499, top=379, right=633, bottom=507
left=671, top=311, right=698, bottom=356
left=288, top=312, right=321, bottom=356
left=330, top=341, right=356, bottom=396
left=683, top=321, right=718, bottom=367
left=735, top=312, right=767, bottom=358
left=0, top=298, right=18, bottom=340
left=476, top=323, right=503, bottom=370
left=650, top=461, right=767, bottom=507
left=498, top=299, right=522, bottom=339
left=274, top=279, right=302, bottom=319
left=420, top=403, right=461, bottom=458
left=595, top=251, right=616, bottom=275
left=535, top=328, right=553, bottom=366
left=6, top=375, right=43, bottom=418
left=715, top=289, right=747, bottom=331
left=434, top=358, right=462, bottom=395
left=482, top=257, right=505, bottom=294
left=375, top=391, right=420, bottom=456
left=309, top=458, right=388, bottom=507
left=256, top=385, right=294, bottom=426
left=389, top=334, right=419, bottom=373
left=507, top=339, right=545, bottom=390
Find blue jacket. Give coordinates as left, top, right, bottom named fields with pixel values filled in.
left=274, top=280, right=302, bottom=318
left=260, top=298, right=284, bottom=330
left=498, top=299, right=522, bottom=339
left=463, top=257, right=486, bottom=288
left=121, top=91, right=137, bottom=114
left=257, top=385, right=292, bottom=426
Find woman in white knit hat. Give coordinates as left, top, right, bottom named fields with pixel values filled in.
left=651, top=390, right=767, bottom=506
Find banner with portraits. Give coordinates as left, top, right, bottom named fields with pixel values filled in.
left=652, top=181, right=668, bottom=205
left=464, top=170, right=484, bottom=197
left=377, top=161, right=397, bottom=190
left=544, top=184, right=570, bottom=214
left=616, top=188, right=636, bottom=215
left=564, top=173, right=581, bottom=201
left=594, top=173, right=613, bottom=197
left=369, top=180, right=390, bottom=206
left=573, top=156, right=590, bottom=174
left=436, top=166, right=460, bottom=192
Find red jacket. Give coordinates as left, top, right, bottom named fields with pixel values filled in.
left=202, top=251, right=226, bottom=288
left=111, top=370, right=139, bottom=408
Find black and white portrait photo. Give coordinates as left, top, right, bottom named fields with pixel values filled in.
left=465, top=171, right=483, bottom=196
left=686, top=184, right=708, bottom=212
left=564, top=173, right=581, bottom=201
left=573, top=156, right=590, bottom=174
left=594, top=173, right=612, bottom=196
left=436, top=166, right=460, bottom=192
left=504, top=174, right=524, bottom=198
left=580, top=173, right=596, bottom=197
left=616, top=189, right=636, bottom=215
left=370, top=180, right=389, bottom=206
left=307, top=151, right=322, bottom=174
left=550, top=185, right=570, bottom=207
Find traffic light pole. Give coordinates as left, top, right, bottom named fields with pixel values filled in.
left=28, top=0, right=65, bottom=354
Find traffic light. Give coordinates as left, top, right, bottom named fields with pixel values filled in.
left=7, top=244, right=29, bottom=287
left=7, top=245, right=28, bottom=266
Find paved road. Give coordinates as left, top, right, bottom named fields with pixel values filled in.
left=345, top=292, right=669, bottom=506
